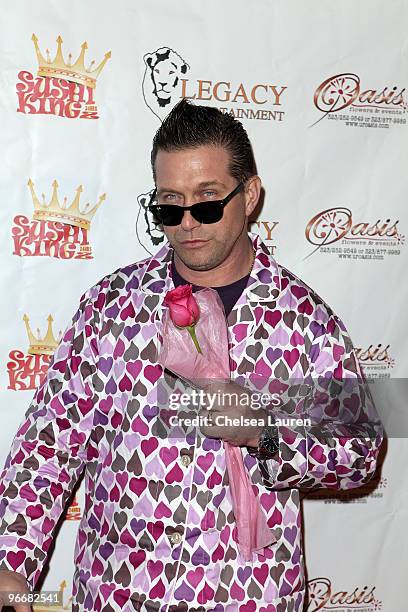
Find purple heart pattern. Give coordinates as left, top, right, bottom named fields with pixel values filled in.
left=0, top=234, right=383, bottom=611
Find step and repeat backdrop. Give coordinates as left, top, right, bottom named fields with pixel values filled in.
left=0, top=1, right=407, bottom=610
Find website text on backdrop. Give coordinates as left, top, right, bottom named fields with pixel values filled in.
left=0, top=100, right=384, bottom=611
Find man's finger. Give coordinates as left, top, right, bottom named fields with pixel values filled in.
left=0, top=601, right=32, bottom=612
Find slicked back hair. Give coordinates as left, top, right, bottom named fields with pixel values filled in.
left=151, top=99, right=257, bottom=183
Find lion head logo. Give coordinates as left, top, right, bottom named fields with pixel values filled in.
left=136, top=191, right=166, bottom=255
left=142, top=47, right=190, bottom=121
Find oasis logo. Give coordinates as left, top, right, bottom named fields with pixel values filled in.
left=356, top=344, right=395, bottom=378
left=305, top=207, right=402, bottom=259
left=302, top=474, right=387, bottom=504
left=312, top=73, right=406, bottom=128
left=17, top=34, right=111, bottom=120
left=306, top=578, right=381, bottom=611
left=142, top=46, right=287, bottom=122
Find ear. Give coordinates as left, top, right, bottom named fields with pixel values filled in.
left=244, top=176, right=262, bottom=217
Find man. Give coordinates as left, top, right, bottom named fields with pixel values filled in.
left=0, top=100, right=383, bottom=611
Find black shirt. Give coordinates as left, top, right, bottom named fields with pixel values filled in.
left=171, top=253, right=250, bottom=319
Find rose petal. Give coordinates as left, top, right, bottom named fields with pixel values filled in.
left=164, top=284, right=192, bottom=305
left=187, top=295, right=200, bottom=322
left=168, top=303, right=193, bottom=327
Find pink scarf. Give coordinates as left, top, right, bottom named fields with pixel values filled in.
left=158, top=287, right=276, bottom=560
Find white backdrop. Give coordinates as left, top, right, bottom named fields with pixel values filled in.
left=1, top=1, right=406, bottom=610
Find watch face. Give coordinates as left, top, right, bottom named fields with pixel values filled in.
left=265, top=438, right=279, bottom=453
left=261, top=426, right=279, bottom=455
left=247, top=425, right=279, bottom=459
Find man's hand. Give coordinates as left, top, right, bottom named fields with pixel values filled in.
left=0, top=570, right=31, bottom=611
left=197, top=381, right=267, bottom=446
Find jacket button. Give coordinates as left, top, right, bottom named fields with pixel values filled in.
left=170, top=532, right=182, bottom=545
left=180, top=455, right=191, bottom=467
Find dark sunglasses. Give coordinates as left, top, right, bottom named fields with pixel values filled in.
left=147, top=182, right=244, bottom=226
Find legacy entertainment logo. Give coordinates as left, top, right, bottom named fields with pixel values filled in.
left=142, top=46, right=287, bottom=122
left=136, top=190, right=165, bottom=255
left=249, top=220, right=279, bottom=255
left=142, top=47, right=190, bottom=121
left=134, top=190, right=280, bottom=256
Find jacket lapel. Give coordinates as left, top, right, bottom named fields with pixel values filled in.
left=137, top=232, right=281, bottom=374
left=227, top=234, right=281, bottom=375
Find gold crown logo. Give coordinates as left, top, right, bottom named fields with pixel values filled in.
left=33, top=579, right=72, bottom=611
left=28, top=178, right=106, bottom=230
left=32, top=34, right=111, bottom=89
left=23, top=314, right=61, bottom=356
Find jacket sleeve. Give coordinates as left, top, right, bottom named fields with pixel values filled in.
left=244, top=311, right=384, bottom=491
left=0, top=286, right=101, bottom=589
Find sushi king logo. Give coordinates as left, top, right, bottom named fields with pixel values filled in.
left=7, top=314, right=61, bottom=391
left=356, top=344, right=395, bottom=379
left=17, top=34, right=111, bottom=119
left=304, top=207, right=404, bottom=260
left=312, top=72, right=406, bottom=129
left=65, top=494, right=82, bottom=521
left=307, top=578, right=381, bottom=611
left=32, top=578, right=72, bottom=611
left=12, top=178, right=105, bottom=259
left=142, top=46, right=287, bottom=122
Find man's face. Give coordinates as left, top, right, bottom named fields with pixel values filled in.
left=154, top=145, right=255, bottom=272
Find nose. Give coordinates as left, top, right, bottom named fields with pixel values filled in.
left=180, top=209, right=201, bottom=231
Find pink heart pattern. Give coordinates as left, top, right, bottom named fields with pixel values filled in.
left=0, top=233, right=382, bottom=612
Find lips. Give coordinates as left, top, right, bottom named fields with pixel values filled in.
left=180, top=240, right=209, bottom=248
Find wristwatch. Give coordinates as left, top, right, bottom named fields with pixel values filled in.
left=247, top=418, right=280, bottom=460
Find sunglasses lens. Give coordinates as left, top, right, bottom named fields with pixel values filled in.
left=149, top=202, right=224, bottom=226
left=151, top=206, right=183, bottom=226
left=192, top=203, right=223, bottom=224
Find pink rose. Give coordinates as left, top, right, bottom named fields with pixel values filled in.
left=163, top=284, right=200, bottom=327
